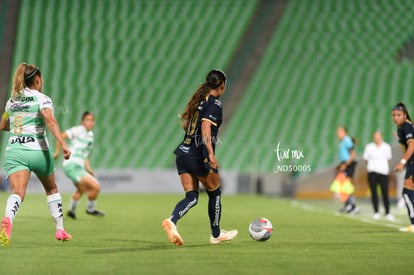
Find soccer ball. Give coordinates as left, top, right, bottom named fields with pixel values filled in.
left=248, top=217, right=273, bottom=241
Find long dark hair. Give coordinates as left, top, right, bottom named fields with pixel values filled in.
left=392, top=102, right=412, bottom=122
left=180, top=69, right=226, bottom=123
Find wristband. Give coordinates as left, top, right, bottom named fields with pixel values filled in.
left=400, top=159, right=407, bottom=165
left=2, top=112, right=9, bottom=120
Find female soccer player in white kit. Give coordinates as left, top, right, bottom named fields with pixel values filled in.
left=0, top=63, right=72, bottom=247
left=54, top=112, right=104, bottom=219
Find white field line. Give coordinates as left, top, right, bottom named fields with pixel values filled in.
left=290, top=200, right=407, bottom=229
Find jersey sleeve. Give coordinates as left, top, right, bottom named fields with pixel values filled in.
left=344, top=136, right=354, bottom=151
left=362, top=144, right=370, bottom=160
left=4, top=99, right=11, bottom=113
left=65, top=125, right=82, bottom=140
left=38, top=94, right=54, bottom=111
left=402, top=123, right=414, bottom=143
left=201, top=98, right=222, bottom=126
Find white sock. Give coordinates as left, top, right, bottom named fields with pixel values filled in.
left=87, top=200, right=96, bottom=212
left=47, top=193, right=64, bottom=231
left=5, top=194, right=22, bottom=224
left=69, top=198, right=79, bottom=212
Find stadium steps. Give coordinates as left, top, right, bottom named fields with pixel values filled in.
left=221, top=0, right=287, bottom=125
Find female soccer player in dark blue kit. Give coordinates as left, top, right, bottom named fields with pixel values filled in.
left=162, top=69, right=238, bottom=245
left=392, top=102, right=414, bottom=232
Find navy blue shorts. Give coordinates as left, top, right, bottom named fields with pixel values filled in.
left=338, top=161, right=357, bottom=179
left=404, top=160, right=414, bottom=180
left=175, top=154, right=218, bottom=177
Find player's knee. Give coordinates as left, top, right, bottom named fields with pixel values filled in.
left=207, top=186, right=221, bottom=198
left=186, top=190, right=199, bottom=206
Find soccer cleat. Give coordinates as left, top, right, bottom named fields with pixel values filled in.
left=385, top=214, right=395, bottom=222
left=85, top=209, right=105, bottom=217
left=399, top=225, right=414, bottom=233
left=373, top=213, right=380, bottom=220
left=350, top=207, right=360, bottom=215
left=162, top=219, right=183, bottom=246
left=56, top=229, right=72, bottom=241
left=209, top=229, right=238, bottom=244
left=0, top=217, right=12, bottom=247
left=67, top=210, right=76, bottom=219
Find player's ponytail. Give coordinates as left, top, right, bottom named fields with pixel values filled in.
left=180, top=83, right=210, bottom=123
left=11, top=63, right=41, bottom=99
left=393, top=102, right=412, bottom=122
left=180, top=69, right=226, bottom=123
left=11, top=63, right=27, bottom=99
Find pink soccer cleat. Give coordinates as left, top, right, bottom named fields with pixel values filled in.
left=0, top=217, right=12, bottom=247
left=209, top=229, right=238, bottom=244
left=162, top=219, right=184, bottom=246
left=56, top=229, right=72, bottom=242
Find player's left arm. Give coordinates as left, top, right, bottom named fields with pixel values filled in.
left=85, top=159, right=95, bottom=176
left=396, top=139, right=414, bottom=172
left=181, top=119, right=188, bottom=131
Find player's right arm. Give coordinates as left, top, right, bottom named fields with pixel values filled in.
left=53, top=132, right=68, bottom=160
left=395, top=123, right=414, bottom=172
left=0, top=112, right=10, bottom=131
left=201, top=119, right=218, bottom=169
left=41, top=108, right=70, bottom=160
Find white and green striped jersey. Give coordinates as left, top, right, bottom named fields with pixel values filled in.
left=5, top=88, right=54, bottom=151
left=63, top=125, right=94, bottom=167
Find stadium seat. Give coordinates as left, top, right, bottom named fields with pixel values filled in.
left=7, top=0, right=258, bottom=169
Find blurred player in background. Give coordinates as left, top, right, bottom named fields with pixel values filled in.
left=54, top=111, right=104, bottom=219
left=392, top=102, right=414, bottom=232
left=162, top=69, right=238, bottom=245
left=363, top=130, right=394, bottom=221
left=0, top=63, right=72, bottom=247
left=336, top=126, right=359, bottom=214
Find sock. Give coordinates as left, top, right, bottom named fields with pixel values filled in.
left=207, top=188, right=221, bottom=238
left=87, top=200, right=97, bottom=212
left=402, top=188, right=414, bottom=225
left=47, top=193, right=64, bottom=231
left=5, top=194, right=22, bottom=224
left=69, top=198, right=79, bottom=212
left=170, top=191, right=199, bottom=224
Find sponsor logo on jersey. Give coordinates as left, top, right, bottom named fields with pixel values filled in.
left=208, top=114, right=216, bottom=121
left=178, top=144, right=190, bottom=153
left=10, top=136, right=35, bottom=144
left=214, top=99, right=222, bottom=107
left=15, top=96, right=34, bottom=102
left=10, top=103, right=30, bottom=112
left=42, top=100, right=52, bottom=106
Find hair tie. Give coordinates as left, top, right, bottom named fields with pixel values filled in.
left=392, top=105, right=405, bottom=112
left=24, top=67, right=39, bottom=80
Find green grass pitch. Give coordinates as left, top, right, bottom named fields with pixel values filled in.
left=0, top=193, right=413, bottom=275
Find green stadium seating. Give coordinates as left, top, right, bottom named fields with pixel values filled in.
left=6, top=0, right=414, bottom=174
left=218, top=0, right=414, bottom=173
left=8, top=0, right=258, bottom=169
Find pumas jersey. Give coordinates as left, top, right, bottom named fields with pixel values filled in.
left=5, top=88, right=53, bottom=151
left=63, top=125, right=94, bottom=167
left=397, top=120, right=414, bottom=163
left=174, top=95, right=222, bottom=157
